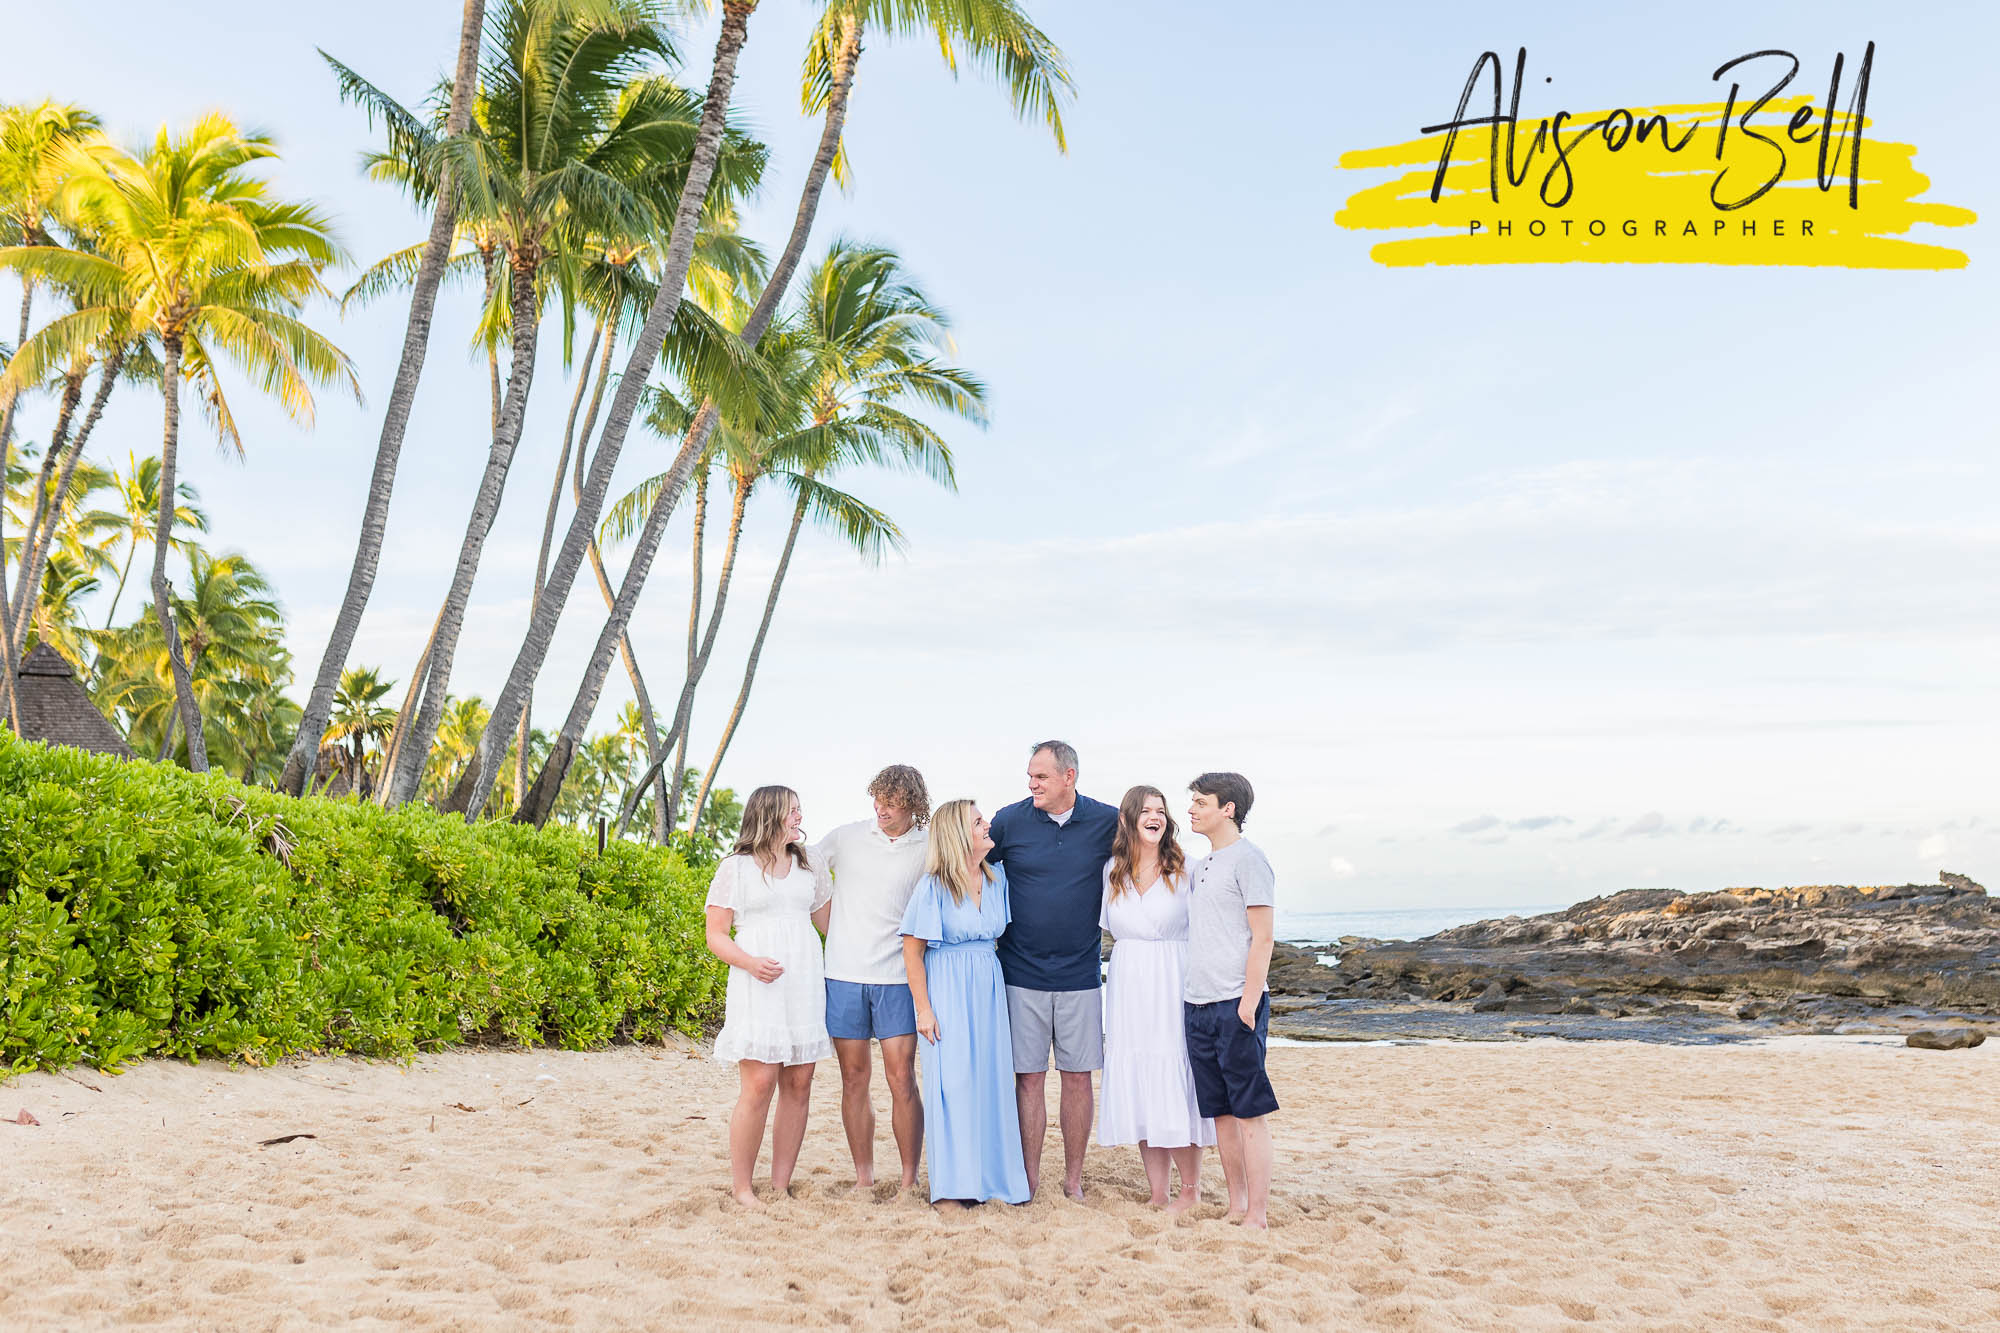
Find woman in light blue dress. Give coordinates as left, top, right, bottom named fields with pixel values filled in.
left=899, top=799, right=1030, bottom=1206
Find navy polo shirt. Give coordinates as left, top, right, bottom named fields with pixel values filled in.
left=988, top=793, right=1118, bottom=991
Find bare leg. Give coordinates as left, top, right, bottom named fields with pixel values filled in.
left=1167, top=1144, right=1202, bottom=1213
left=1138, top=1142, right=1171, bottom=1206
left=1214, top=1115, right=1248, bottom=1220
left=880, top=1034, right=923, bottom=1191
left=1058, top=1070, right=1093, bottom=1200
left=832, top=1037, right=875, bottom=1187
left=729, top=1061, right=781, bottom=1207
left=1015, top=1071, right=1047, bottom=1199
left=770, top=1063, right=815, bottom=1194
left=1236, top=1113, right=1273, bottom=1229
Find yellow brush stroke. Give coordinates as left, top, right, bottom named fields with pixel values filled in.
left=1336, top=98, right=1975, bottom=269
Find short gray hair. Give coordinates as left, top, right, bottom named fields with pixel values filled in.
left=1030, top=739, right=1079, bottom=775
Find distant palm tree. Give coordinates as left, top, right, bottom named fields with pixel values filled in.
left=6, top=115, right=357, bottom=771
left=324, top=665, right=398, bottom=794
left=684, top=241, right=975, bottom=830
left=94, top=549, right=295, bottom=778
left=91, top=452, right=207, bottom=630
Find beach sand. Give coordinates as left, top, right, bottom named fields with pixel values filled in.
left=4, top=1037, right=1996, bottom=1329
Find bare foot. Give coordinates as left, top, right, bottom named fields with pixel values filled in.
left=1148, top=1194, right=1170, bottom=1209
left=1064, top=1184, right=1086, bottom=1203
left=732, top=1188, right=764, bottom=1210
left=853, top=1174, right=874, bottom=1189
left=933, top=1199, right=966, bottom=1214
left=1166, top=1190, right=1199, bottom=1216
left=1225, top=1208, right=1247, bottom=1225
left=1240, top=1214, right=1269, bottom=1231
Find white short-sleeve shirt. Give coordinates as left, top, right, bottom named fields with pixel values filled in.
left=815, top=820, right=931, bottom=985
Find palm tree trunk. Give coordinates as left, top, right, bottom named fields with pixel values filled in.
left=11, top=345, right=124, bottom=659
left=277, top=0, right=487, bottom=798
left=390, top=244, right=546, bottom=810
left=662, top=468, right=707, bottom=830
left=8, top=367, right=85, bottom=647
left=152, top=337, right=207, bottom=771
left=458, top=1, right=758, bottom=821
left=519, top=466, right=746, bottom=829
left=102, top=542, right=139, bottom=631
left=686, top=487, right=807, bottom=832
left=0, top=277, right=32, bottom=727
left=473, top=13, right=864, bottom=823
left=516, top=317, right=609, bottom=802
left=372, top=608, right=441, bottom=804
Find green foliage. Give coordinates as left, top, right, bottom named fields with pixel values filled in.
left=0, top=729, right=724, bottom=1078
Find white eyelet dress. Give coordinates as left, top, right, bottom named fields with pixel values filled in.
left=706, top=853, right=835, bottom=1066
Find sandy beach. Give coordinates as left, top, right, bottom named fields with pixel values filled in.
left=4, top=1037, right=1997, bottom=1330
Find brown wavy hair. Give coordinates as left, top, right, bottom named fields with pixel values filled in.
left=866, top=764, right=931, bottom=828
left=1108, top=785, right=1185, bottom=900
left=732, top=785, right=810, bottom=873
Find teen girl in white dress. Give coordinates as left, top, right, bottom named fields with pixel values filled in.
left=1098, top=785, right=1215, bottom=1211
left=704, top=785, right=833, bottom=1207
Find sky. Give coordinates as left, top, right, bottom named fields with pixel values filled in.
left=3, top=1, right=1994, bottom=912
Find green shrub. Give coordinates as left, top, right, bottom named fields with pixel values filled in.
left=0, top=731, right=724, bottom=1077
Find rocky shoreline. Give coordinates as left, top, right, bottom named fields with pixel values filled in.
left=1268, top=872, right=2000, bottom=1044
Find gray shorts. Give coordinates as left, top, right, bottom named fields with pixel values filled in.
left=1006, top=985, right=1104, bottom=1074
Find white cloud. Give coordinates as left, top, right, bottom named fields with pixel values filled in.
left=1327, top=856, right=1357, bottom=879
left=1620, top=811, right=1669, bottom=838
left=1918, top=834, right=1950, bottom=862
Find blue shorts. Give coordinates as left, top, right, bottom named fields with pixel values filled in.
left=825, top=979, right=918, bottom=1041
left=1184, top=993, right=1280, bottom=1120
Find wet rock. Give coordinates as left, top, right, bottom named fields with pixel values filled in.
left=1905, top=1028, right=1986, bottom=1050
left=1270, top=872, right=1999, bottom=1034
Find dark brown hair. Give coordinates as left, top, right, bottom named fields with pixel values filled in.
left=1108, top=785, right=1186, bottom=899
left=732, top=785, right=810, bottom=872
left=1189, top=771, right=1254, bottom=830
left=866, top=764, right=931, bottom=828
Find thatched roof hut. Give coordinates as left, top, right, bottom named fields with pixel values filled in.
left=11, top=642, right=134, bottom=758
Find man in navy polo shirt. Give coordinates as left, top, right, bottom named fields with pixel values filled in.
left=987, top=739, right=1117, bottom=1201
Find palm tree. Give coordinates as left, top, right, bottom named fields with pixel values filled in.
left=22, top=547, right=102, bottom=667
left=91, top=452, right=207, bottom=630
left=683, top=240, right=974, bottom=829
left=276, top=0, right=487, bottom=797
left=464, top=0, right=1071, bottom=822
left=93, top=549, right=296, bottom=777
left=332, top=0, right=761, bottom=809
left=0, top=99, right=102, bottom=725
left=324, top=664, right=398, bottom=794
left=4, top=115, right=357, bottom=772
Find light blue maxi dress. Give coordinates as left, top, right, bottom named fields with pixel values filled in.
left=899, top=867, right=1030, bottom=1204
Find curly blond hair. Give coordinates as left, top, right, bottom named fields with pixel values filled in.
left=866, top=764, right=930, bottom=828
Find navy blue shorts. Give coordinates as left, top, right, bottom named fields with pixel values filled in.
left=825, top=979, right=918, bottom=1041
left=1184, top=993, right=1280, bottom=1120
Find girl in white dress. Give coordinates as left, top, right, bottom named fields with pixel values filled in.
left=1098, top=785, right=1215, bottom=1212
left=704, top=785, right=833, bottom=1208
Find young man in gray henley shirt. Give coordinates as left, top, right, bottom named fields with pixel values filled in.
left=1183, top=770, right=1279, bottom=1229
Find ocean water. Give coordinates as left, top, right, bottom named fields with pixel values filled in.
left=1275, top=904, right=1568, bottom=945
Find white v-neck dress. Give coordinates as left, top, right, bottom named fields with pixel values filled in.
left=1097, top=864, right=1216, bottom=1148
left=706, top=853, right=834, bottom=1066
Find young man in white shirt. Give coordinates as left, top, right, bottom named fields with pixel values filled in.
left=816, top=765, right=932, bottom=1191
left=1183, top=770, right=1279, bottom=1229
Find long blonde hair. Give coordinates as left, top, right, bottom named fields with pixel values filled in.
left=1108, top=785, right=1185, bottom=900
left=731, top=785, right=809, bottom=873
left=925, top=799, right=994, bottom=904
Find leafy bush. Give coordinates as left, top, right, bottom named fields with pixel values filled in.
left=0, top=730, right=724, bottom=1076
